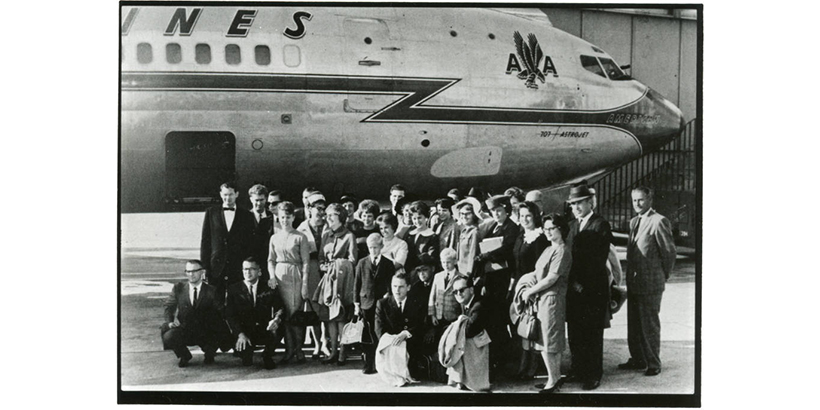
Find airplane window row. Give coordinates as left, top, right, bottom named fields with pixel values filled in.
left=580, top=54, right=628, bottom=81
left=131, top=43, right=276, bottom=66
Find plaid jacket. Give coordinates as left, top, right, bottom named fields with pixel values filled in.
left=428, top=269, right=462, bottom=321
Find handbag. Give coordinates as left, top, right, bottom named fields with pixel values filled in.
left=516, top=303, right=540, bottom=341
left=341, top=317, right=364, bottom=345
left=360, top=316, right=376, bottom=345
left=289, top=301, right=319, bottom=327
left=329, top=297, right=345, bottom=321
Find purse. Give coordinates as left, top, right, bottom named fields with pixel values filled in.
left=289, top=301, right=320, bottom=327
left=516, top=303, right=540, bottom=341
left=341, top=317, right=365, bottom=345
left=329, top=297, right=345, bottom=321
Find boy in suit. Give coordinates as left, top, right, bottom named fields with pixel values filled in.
left=428, top=248, right=462, bottom=346
left=225, top=257, right=286, bottom=369
left=354, top=233, right=396, bottom=374
left=161, top=260, right=224, bottom=367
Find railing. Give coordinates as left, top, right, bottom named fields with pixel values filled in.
left=592, top=119, right=698, bottom=241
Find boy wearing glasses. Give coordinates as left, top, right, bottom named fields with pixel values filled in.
left=161, top=260, right=224, bottom=368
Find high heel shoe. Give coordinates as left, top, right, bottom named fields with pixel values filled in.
left=321, top=355, right=338, bottom=365
left=538, top=378, right=564, bottom=394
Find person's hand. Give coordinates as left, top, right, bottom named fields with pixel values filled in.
left=354, top=304, right=361, bottom=317
left=235, top=333, right=250, bottom=351
left=572, top=282, right=583, bottom=293
left=268, top=278, right=278, bottom=290
left=168, top=322, right=178, bottom=329
left=431, top=316, right=439, bottom=326
left=521, top=289, right=533, bottom=302
left=392, top=331, right=411, bottom=346
left=474, top=253, right=487, bottom=262
left=267, top=320, right=279, bottom=333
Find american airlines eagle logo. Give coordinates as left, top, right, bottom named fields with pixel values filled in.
left=505, top=31, right=558, bottom=89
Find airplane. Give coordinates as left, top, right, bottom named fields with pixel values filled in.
left=120, top=5, right=685, bottom=213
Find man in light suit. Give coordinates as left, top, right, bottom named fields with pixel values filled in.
left=161, top=260, right=224, bottom=367
left=354, top=233, right=396, bottom=374
left=565, top=183, right=613, bottom=390
left=619, top=186, right=677, bottom=376
left=200, top=182, right=255, bottom=303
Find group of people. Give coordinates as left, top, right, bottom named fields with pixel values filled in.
left=161, top=180, right=677, bottom=393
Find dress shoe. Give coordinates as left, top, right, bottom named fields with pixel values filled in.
left=178, top=356, right=191, bottom=368
left=618, top=359, right=646, bottom=370
left=363, top=368, right=377, bottom=375
left=263, top=357, right=277, bottom=370
left=321, top=355, right=339, bottom=365
left=582, top=380, right=601, bottom=390
left=203, top=355, right=215, bottom=365
left=644, top=368, right=661, bottom=376
left=458, top=383, right=469, bottom=391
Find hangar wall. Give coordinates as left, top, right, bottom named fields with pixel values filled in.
left=547, top=9, right=698, bottom=122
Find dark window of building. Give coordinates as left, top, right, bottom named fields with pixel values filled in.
left=599, top=58, right=627, bottom=80
left=226, top=44, right=241, bottom=65
left=255, top=45, right=271, bottom=65
left=166, top=43, right=182, bottom=64
left=580, top=55, right=605, bottom=78
left=195, top=44, right=211, bottom=64
left=137, top=43, right=152, bottom=64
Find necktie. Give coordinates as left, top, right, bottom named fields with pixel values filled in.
left=248, top=284, right=255, bottom=306
left=193, top=286, right=198, bottom=307
left=445, top=272, right=450, bottom=286
left=399, top=301, right=403, bottom=312
left=633, top=217, right=641, bottom=243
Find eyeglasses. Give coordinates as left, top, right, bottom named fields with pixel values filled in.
left=242, top=267, right=259, bottom=271
left=544, top=226, right=558, bottom=232
left=185, top=268, right=204, bottom=273
left=453, top=287, right=471, bottom=294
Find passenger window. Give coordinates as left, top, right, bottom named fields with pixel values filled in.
left=255, top=45, right=271, bottom=65
left=226, top=44, right=241, bottom=65
left=580, top=55, right=605, bottom=78
left=599, top=58, right=627, bottom=80
left=137, top=43, right=153, bottom=64
left=195, top=44, right=211, bottom=64
left=283, top=45, right=301, bottom=67
left=166, top=43, right=182, bottom=64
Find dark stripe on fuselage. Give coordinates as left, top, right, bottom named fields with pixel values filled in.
left=122, top=71, right=665, bottom=151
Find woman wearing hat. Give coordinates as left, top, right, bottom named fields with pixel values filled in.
left=520, top=213, right=572, bottom=393
left=295, top=193, right=331, bottom=359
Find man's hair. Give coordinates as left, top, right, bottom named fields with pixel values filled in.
left=366, top=233, right=384, bottom=247
left=358, top=199, right=381, bottom=217
left=268, top=189, right=283, bottom=199
left=303, top=186, right=318, bottom=195
left=435, top=197, right=455, bottom=210
left=276, top=201, right=295, bottom=214
left=409, top=200, right=431, bottom=217
left=392, top=272, right=409, bottom=284
left=243, top=256, right=260, bottom=268
left=440, top=247, right=457, bottom=261
left=186, top=259, right=204, bottom=269
left=504, top=186, right=526, bottom=202
left=220, top=181, right=238, bottom=192
left=390, top=184, right=406, bottom=193
left=542, top=213, right=570, bottom=241
left=377, top=210, right=399, bottom=231
left=339, top=193, right=358, bottom=207
left=517, top=201, right=543, bottom=228
left=632, top=185, right=654, bottom=199
left=525, top=190, right=543, bottom=202
left=248, top=184, right=268, bottom=197
left=452, top=275, right=473, bottom=288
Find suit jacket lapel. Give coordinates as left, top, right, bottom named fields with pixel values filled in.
left=181, top=283, right=192, bottom=309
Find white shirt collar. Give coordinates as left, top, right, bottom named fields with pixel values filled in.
left=578, top=211, right=594, bottom=230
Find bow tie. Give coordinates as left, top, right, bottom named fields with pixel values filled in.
left=223, top=207, right=235, bottom=211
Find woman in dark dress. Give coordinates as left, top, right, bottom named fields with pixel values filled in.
left=404, top=201, right=439, bottom=283
left=511, top=201, right=549, bottom=379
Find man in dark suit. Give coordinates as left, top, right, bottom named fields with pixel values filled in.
left=249, top=184, right=274, bottom=284
left=449, top=275, right=491, bottom=391
left=565, top=183, right=613, bottom=390
left=225, top=257, right=286, bottom=369
left=619, top=186, right=677, bottom=376
left=375, top=273, right=426, bottom=375
left=354, top=233, right=396, bottom=374
left=200, top=182, right=256, bottom=303
left=161, top=260, right=224, bottom=367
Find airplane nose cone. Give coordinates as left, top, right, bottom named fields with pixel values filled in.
left=636, top=88, right=686, bottom=152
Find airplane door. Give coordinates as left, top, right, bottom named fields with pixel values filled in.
left=343, top=17, right=398, bottom=112
left=165, top=131, right=236, bottom=205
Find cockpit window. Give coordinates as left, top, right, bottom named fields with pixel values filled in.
left=599, top=58, right=627, bottom=80
left=580, top=55, right=605, bottom=78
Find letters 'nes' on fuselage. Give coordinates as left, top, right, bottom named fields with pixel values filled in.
left=120, top=6, right=685, bottom=213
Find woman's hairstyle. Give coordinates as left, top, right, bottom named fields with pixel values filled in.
left=326, top=203, right=348, bottom=224
left=542, top=212, right=569, bottom=240
left=358, top=199, right=381, bottom=217
left=409, top=200, right=431, bottom=217
left=517, top=201, right=543, bottom=228
left=377, top=210, right=399, bottom=231
left=276, top=201, right=295, bottom=214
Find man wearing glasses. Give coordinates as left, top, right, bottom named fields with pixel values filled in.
left=161, top=260, right=224, bottom=368
left=442, top=276, right=491, bottom=392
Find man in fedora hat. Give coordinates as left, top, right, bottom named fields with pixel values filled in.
left=564, top=182, right=613, bottom=390
left=619, top=186, right=676, bottom=376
